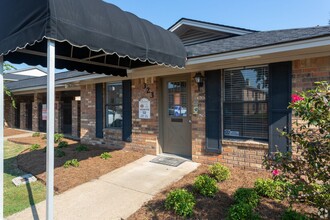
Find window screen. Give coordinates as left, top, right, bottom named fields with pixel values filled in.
left=105, top=82, right=123, bottom=128
left=224, top=66, right=269, bottom=140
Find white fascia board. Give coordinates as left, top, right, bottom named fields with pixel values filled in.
left=188, top=36, right=330, bottom=65
left=170, top=19, right=254, bottom=35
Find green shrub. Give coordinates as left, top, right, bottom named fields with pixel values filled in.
left=30, top=144, right=40, bottom=151
left=55, top=149, right=66, bottom=158
left=209, top=163, right=230, bottom=182
left=254, top=178, right=286, bottom=200
left=263, top=81, right=330, bottom=211
left=282, top=209, right=310, bottom=220
left=32, top=132, right=40, bottom=137
left=42, top=134, right=47, bottom=140
left=100, top=152, right=112, bottom=160
left=75, top=144, right=89, bottom=152
left=54, top=133, right=64, bottom=143
left=57, top=141, right=69, bottom=148
left=193, top=175, right=218, bottom=197
left=165, top=189, right=195, bottom=217
left=233, top=188, right=260, bottom=208
left=228, top=203, right=260, bottom=220
left=63, top=159, right=79, bottom=168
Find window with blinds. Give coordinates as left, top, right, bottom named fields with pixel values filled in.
left=224, top=66, right=269, bottom=140
left=105, top=82, right=123, bottom=128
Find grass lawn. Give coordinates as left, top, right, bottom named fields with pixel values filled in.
left=4, top=141, right=46, bottom=217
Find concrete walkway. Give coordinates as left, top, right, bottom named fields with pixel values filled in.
left=7, top=155, right=199, bottom=220
left=4, top=130, right=34, bottom=141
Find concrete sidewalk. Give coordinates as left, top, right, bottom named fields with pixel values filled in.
left=7, top=155, right=199, bottom=220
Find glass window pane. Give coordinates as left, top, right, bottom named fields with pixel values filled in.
left=168, top=81, right=187, bottom=117
left=224, top=66, right=269, bottom=140
left=106, top=82, right=123, bottom=128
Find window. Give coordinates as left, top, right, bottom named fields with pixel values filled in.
left=223, top=66, right=269, bottom=140
left=105, top=82, right=123, bottom=128
left=167, top=81, right=188, bottom=117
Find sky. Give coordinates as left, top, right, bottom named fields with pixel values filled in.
left=106, top=0, right=330, bottom=31
left=10, top=0, right=330, bottom=71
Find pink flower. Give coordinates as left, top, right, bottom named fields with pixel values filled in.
left=272, top=169, right=280, bottom=176
left=292, top=94, right=304, bottom=103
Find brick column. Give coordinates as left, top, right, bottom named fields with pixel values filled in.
left=72, top=100, right=80, bottom=138
left=80, top=84, right=96, bottom=143
left=4, top=98, right=15, bottom=127
left=54, top=91, right=62, bottom=133
left=32, top=93, right=42, bottom=131
left=20, top=102, right=27, bottom=129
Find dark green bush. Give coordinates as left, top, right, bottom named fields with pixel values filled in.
left=63, top=159, right=79, bottom=168
left=228, top=203, right=260, bottom=220
left=282, top=209, right=310, bottom=220
left=209, top=163, right=230, bottom=182
left=30, top=144, right=40, bottom=151
left=193, top=175, right=218, bottom=197
left=165, top=189, right=195, bottom=217
left=57, top=141, right=69, bottom=148
left=55, top=149, right=66, bottom=158
left=75, top=144, right=89, bottom=152
left=100, top=152, right=112, bottom=160
left=233, top=188, right=260, bottom=208
left=54, top=133, right=64, bottom=143
left=254, top=178, right=286, bottom=199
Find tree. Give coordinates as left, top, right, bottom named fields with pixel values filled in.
left=3, top=63, right=16, bottom=108
left=264, top=81, right=330, bottom=218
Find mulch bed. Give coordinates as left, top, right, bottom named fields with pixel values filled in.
left=128, top=165, right=317, bottom=220
left=10, top=136, right=144, bottom=193
left=4, top=128, right=28, bottom=137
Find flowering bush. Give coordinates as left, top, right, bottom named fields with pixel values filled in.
left=263, top=81, right=330, bottom=215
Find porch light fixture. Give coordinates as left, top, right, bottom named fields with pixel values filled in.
left=194, top=72, right=204, bottom=91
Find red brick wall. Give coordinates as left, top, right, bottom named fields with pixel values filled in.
left=80, top=78, right=159, bottom=155
left=80, top=84, right=97, bottom=144
left=292, top=56, right=330, bottom=92
left=4, top=97, right=15, bottom=127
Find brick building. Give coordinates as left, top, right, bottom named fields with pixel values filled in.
left=5, top=19, right=330, bottom=170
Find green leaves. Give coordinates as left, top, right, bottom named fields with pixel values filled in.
left=165, top=189, right=195, bottom=217
left=264, top=81, right=330, bottom=213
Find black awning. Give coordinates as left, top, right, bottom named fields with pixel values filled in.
left=0, top=0, right=186, bottom=76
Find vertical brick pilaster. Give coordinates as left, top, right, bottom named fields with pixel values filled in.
left=54, top=91, right=62, bottom=133
left=20, top=102, right=27, bottom=130
left=72, top=100, right=80, bottom=138
left=32, top=93, right=42, bottom=131
left=80, top=84, right=96, bottom=143
left=4, top=98, right=15, bottom=127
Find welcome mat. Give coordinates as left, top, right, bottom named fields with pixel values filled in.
left=150, top=156, right=187, bottom=167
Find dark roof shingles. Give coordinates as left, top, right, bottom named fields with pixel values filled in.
left=186, top=26, right=330, bottom=57
left=5, top=71, right=91, bottom=90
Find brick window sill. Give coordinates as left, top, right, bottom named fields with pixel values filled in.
left=222, top=139, right=268, bottom=150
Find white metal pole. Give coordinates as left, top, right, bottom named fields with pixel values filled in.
left=46, top=40, right=55, bottom=220
left=0, top=56, right=4, bottom=220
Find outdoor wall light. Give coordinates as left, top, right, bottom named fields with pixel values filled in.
left=193, top=72, right=204, bottom=91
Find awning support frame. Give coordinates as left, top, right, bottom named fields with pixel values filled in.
left=0, top=55, right=4, bottom=220
left=46, top=40, right=55, bottom=220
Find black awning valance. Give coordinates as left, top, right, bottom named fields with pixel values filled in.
left=0, top=0, right=186, bottom=76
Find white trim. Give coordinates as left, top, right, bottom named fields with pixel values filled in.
left=46, top=40, right=55, bottom=220
left=169, top=19, right=254, bottom=35
left=0, top=56, right=4, bottom=220
left=188, top=36, right=330, bottom=65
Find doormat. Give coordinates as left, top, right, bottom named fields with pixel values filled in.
left=150, top=156, right=187, bottom=167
